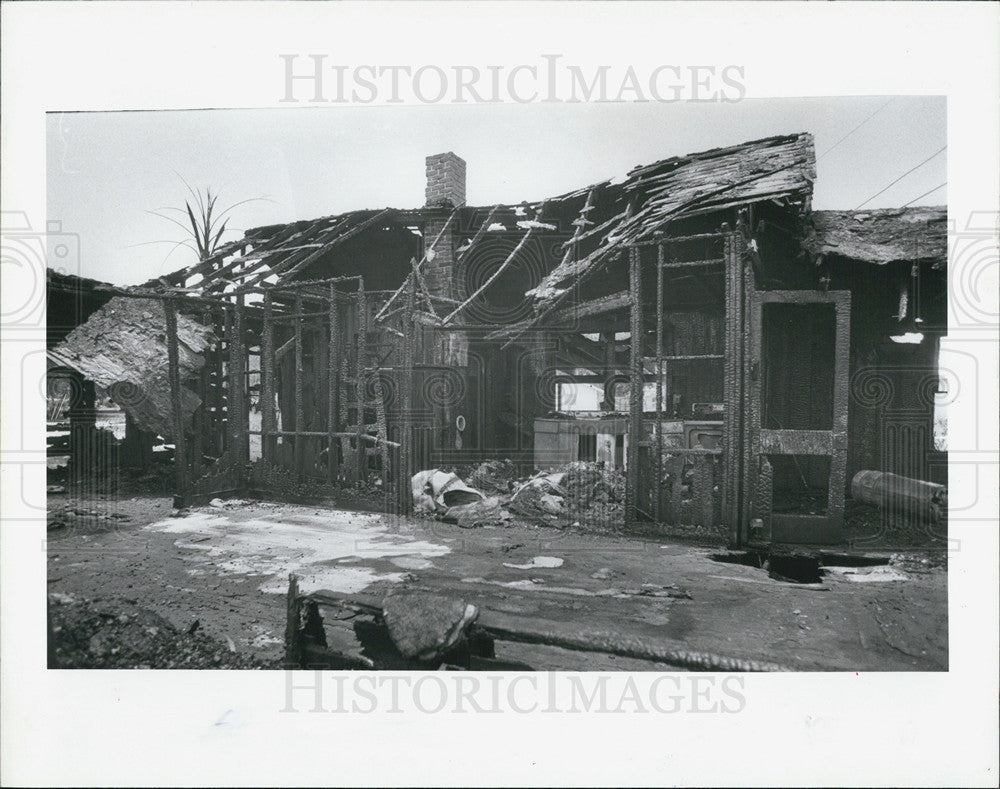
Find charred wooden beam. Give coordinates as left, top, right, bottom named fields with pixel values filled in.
left=397, top=275, right=416, bottom=515
left=441, top=219, right=540, bottom=326
left=547, top=290, right=633, bottom=326
left=655, top=242, right=665, bottom=523
left=626, top=247, right=642, bottom=522
left=261, top=294, right=277, bottom=465
left=232, top=294, right=248, bottom=465
left=327, top=283, right=340, bottom=484
left=264, top=430, right=399, bottom=447
left=164, top=298, right=189, bottom=506
left=374, top=210, right=457, bottom=322
left=353, top=281, right=370, bottom=485
left=293, top=294, right=305, bottom=480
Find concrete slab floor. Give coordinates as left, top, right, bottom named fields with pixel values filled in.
left=46, top=496, right=947, bottom=671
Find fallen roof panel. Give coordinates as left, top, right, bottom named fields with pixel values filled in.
left=49, top=296, right=215, bottom=439
left=809, top=206, right=947, bottom=266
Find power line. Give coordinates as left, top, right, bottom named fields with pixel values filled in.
left=855, top=145, right=947, bottom=209
left=901, top=182, right=946, bottom=208
left=818, top=97, right=894, bottom=160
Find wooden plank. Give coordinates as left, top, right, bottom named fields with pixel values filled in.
left=441, top=223, right=537, bottom=325
left=374, top=209, right=457, bottom=321
left=454, top=205, right=500, bottom=266
left=284, top=574, right=301, bottom=668
left=302, top=591, right=790, bottom=671
left=232, top=294, right=247, bottom=464
left=267, top=212, right=389, bottom=286
left=355, top=281, right=367, bottom=485
left=397, top=275, right=416, bottom=515
left=739, top=227, right=755, bottom=548
left=266, top=430, right=399, bottom=447
left=660, top=257, right=725, bottom=269
left=628, top=230, right=728, bottom=247
left=642, top=354, right=724, bottom=361
left=499, top=205, right=633, bottom=349
left=830, top=293, right=852, bottom=526
left=626, top=246, right=642, bottom=522
left=759, top=429, right=833, bottom=455
left=654, top=242, right=664, bottom=523
left=410, top=257, right=439, bottom=318
left=547, top=290, right=632, bottom=325
left=559, top=208, right=626, bottom=249
left=327, top=283, right=340, bottom=484
left=261, top=294, right=277, bottom=465
left=163, top=298, right=189, bottom=504
left=721, top=226, right=742, bottom=545
left=294, top=294, right=305, bottom=479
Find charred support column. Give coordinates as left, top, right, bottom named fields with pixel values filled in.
left=721, top=222, right=749, bottom=547
left=397, top=275, right=417, bottom=516
left=164, top=298, right=189, bottom=507
left=327, top=284, right=340, bottom=484
left=355, top=280, right=368, bottom=486
left=232, top=294, right=248, bottom=469
left=293, top=294, right=305, bottom=480
left=654, top=242, right=665, bottom=523
left=261, top=294, right=277, bottom=466
left=626, top=247, right=643, bottom=522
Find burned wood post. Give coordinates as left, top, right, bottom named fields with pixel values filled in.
left=284, top=573, right=302, bottom=669
left=397, top=275, right=416, bottom=516
left=327, top=283, right=341, bottom=484
left=232, top=293, right=248, bottom=466
left=722, top=224, right=744, bottom=545
left=223, top=305, right=234, bottom=456
left=261, top=294, right=277, bottom=466
left=654, top=242, right=665, bottom=524
left=355, top=279, right=368, bottom=486
left=626, top=247, right=642, bottom=522
left=163, top=298, right=189, bottom=507
left=739, top=225, right=756, bottom=548
left=293, top=294, right=305, bottom=480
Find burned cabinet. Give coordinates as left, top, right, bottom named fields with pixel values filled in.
left=746, top=290, right=851, bottom=545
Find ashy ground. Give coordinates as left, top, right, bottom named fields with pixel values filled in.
left=46, top=493, right=947, bottom=671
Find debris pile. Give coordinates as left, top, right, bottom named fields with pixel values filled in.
left=467, top=459, right=519, bottom=496
left=47, top=594, right=279, bottom=669
left=412, top=460, right=625, bottom=530
left=411, top=469, right=509, bottom=528
left=47, top=502, right=132, bottom=532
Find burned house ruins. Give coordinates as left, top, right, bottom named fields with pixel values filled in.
left=48, top=133, right=948, bottom=549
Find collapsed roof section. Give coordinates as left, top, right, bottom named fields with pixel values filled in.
left=155, top=207, right=428, bottom=295
left=808, top=206, right=947, bottom=267
left=48, top=296, right=215, bottom=439
left=156, top=134, right=817, bottom=311
left=528, top=132, right=816, bottom=303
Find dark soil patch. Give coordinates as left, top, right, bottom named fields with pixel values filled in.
left=48, top=594, right=281, bottom=669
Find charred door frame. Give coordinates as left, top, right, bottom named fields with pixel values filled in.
left=746, top=289, right=851, bottom=545
left=624, top=228, right=736, bottom=534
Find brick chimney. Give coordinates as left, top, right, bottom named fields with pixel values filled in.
left=422, top=152, right=465, bottom=305
left=425, top=152, right=466, bottom=208
left=422, top=152, right=467, bottom=371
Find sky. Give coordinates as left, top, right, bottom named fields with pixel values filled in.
left=47, top=96, right=947, bottom=286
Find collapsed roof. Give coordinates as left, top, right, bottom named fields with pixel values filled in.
left=156, top=134, right=816, bottom=300
left=808, top=206, right=947, bottom=266
left=48, top=296, right=215, bottom=438
left=150, top=132, right=946, bottom=333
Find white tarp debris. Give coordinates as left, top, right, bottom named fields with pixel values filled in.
left=411, top=469, right=504, bottom=527
left=503, top=556, right=564, bottom=570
